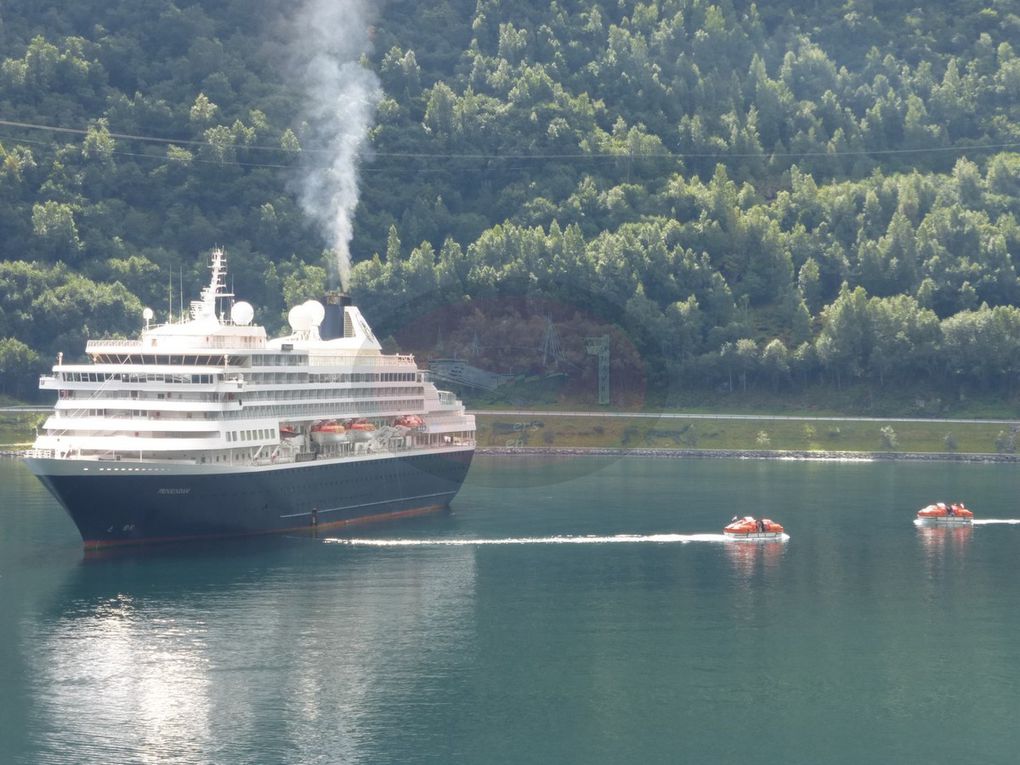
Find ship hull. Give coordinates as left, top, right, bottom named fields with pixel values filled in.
left=24, top=447, right=474, bottom=548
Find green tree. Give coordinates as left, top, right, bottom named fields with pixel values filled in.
left=761, top=338, right=791, bottom=391
left=0, top=337, right=41, bottom=399
left=815, top=284, right=871, bottom=387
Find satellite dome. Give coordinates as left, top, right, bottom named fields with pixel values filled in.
left=142, top=307, right=154, bottom=321
left=303, top=300, right=325, bottom=327
left=288, top=304, right=313, bottom=331
left=231, top=301, right=254, bottom=326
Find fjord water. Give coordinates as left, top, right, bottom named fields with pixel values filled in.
left=3, top=455, right=1020, bottom=765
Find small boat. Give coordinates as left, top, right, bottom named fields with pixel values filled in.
left=393, top=414, right=425, bottom=430
left=345, top=418, right=376, bottom=442
left=279, top=424, right=299, bottom=439
left=723, top=516, right=785, bottom=540
left=916, top=502, right=973, bottom=525
left=310, top=420, right=347, bottom=445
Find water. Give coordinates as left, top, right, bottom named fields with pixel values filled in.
left=3, top=454, right=1020, bottom=764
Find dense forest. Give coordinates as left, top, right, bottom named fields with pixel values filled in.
left=1, top=0, right=1020, bottom=410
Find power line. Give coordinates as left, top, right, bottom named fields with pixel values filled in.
left=0, top=133, right=561, bottom=175
left=0, top=133, right=543, bottom=173
left=0, top=133, right=295, bottom=169
left=1, top=115, right=1019, bottom=162
left=0, top=117, right=303, bottom=154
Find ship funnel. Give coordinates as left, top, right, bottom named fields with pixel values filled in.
left=322, top=291, right=352, bottom=340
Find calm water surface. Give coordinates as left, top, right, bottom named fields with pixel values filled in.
left=3, top=455, right=1020, bottom=764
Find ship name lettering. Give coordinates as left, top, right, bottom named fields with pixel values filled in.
left=157, top=488, right=191, bottom=495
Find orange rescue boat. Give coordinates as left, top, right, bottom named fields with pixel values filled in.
left=344, top=418, right=377, bottom=442
left=393, top=414, right=425, bottom=430
left=916, top=502, right=973, bottom=525
left=723, top=516, right=785, bottom=540
left=310, top=420, right=347, bottom=445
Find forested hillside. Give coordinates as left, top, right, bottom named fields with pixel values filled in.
left=1, top=0, right=1020, bottom=409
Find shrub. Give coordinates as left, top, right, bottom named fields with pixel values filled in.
left=880, top=426, right=898, bottom=450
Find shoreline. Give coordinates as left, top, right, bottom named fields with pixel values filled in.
left=6, top=446, right=1018, bottom=464
left=476, top=446, right=1020, bottom=464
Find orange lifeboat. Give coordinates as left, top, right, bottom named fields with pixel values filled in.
left=723, top=516, right=785, bottom=540
left=393, top=414, right=425, bottom=430
left=310, top=420, right=347, bottom=445
left=916, top=502, right=973, bottom=525
left=344, top=418, right=376, bottom=442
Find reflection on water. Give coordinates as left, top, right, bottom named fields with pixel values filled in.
left=28, top=592, right=213, bottom=765
left=916, top=523, right=973, bottom=563
left=724, top=539, right=788, bottom=582
left=23, top=542, right=477, bottom=765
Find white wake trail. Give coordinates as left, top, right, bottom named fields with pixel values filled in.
left=972, top=519, right=1020, bottom=525
left=326, top=533, right=742, bottom=546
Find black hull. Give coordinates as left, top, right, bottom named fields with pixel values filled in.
left=29, top=449, right=474, bottom=548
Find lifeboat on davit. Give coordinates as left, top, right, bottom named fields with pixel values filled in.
left=393, top=414, right=425, bottom=430
left=310, top=420, right=347, bottom=445
left=345, top=418, right=377, bottom=442
left=916, top=502, right=973, bottom=525
left=723, top=516, right=785, bottom=540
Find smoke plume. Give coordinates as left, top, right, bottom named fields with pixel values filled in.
left=291, top=0, right=382, bottom=290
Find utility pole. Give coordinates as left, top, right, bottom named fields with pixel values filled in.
left=585, top=335, right=610, bottom=405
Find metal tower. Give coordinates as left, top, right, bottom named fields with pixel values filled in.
left=542, top=317, right=562, bottom=369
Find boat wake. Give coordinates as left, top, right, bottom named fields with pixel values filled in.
left=913, top=518, right=1020, bottom=527
left=325, top=533, right=749, bottom=546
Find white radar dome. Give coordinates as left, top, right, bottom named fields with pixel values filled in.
left=142, top=307, right=154, bottom=321
left=303, top=300, right=325, bottom=327
left=288, top=303, right=314, bottom=331
left=231, top=301, right=254, bottom=326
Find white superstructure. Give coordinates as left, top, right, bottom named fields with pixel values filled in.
left=30, top=249, right=476, bottom=468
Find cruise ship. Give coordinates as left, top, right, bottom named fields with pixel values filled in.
left=23, top=250, right=475, bottom=548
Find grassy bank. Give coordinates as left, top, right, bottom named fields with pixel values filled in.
left=0, top=410, right=44, bottom=448
left=466, top=379, right=1020, bottom=420
left=475, top=413, right=1019, bottom=456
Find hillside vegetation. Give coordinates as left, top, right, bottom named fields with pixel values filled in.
left=1, top=1, right=1019, bottom=411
